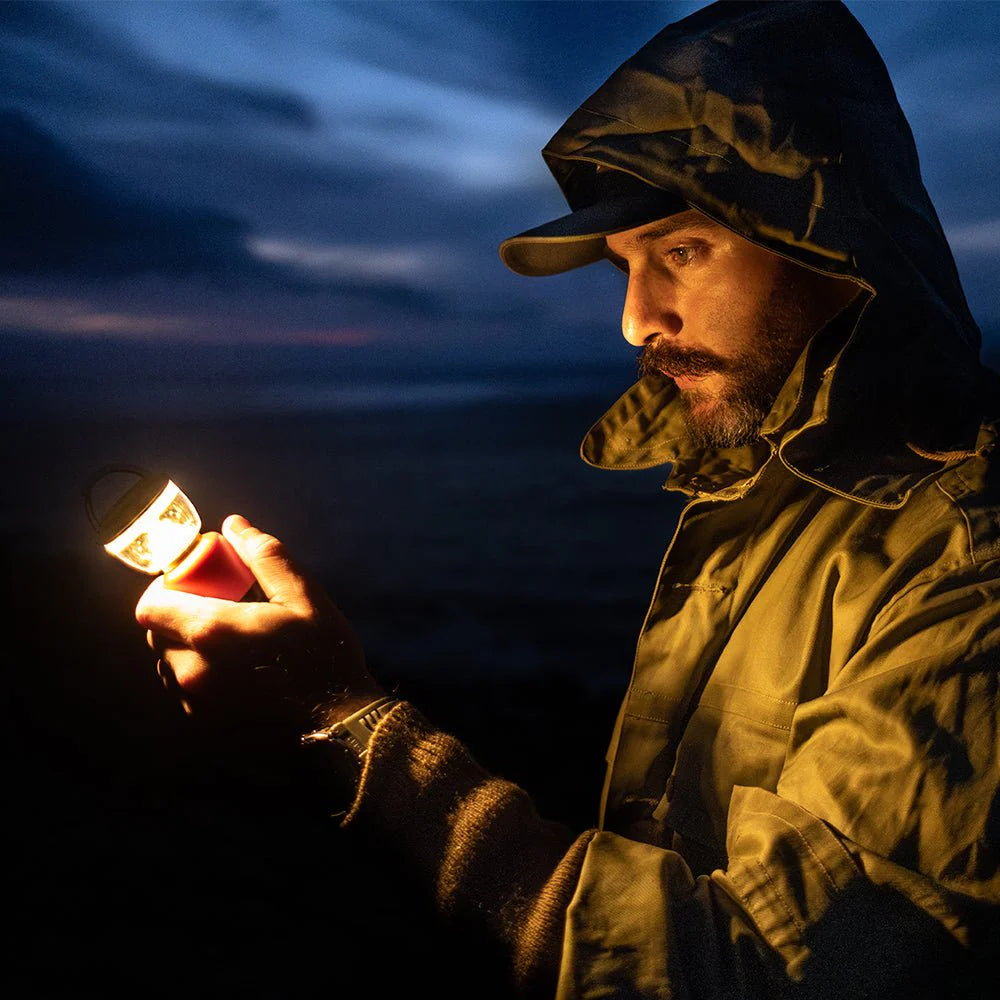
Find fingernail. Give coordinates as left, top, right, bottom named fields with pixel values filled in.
left=226, top=514, right=251, bottom=535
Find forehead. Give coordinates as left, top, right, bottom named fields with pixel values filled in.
left=605, top=209, right=729, bottom=255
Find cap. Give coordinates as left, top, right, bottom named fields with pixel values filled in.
left=499, top=167, right=689, bottom=277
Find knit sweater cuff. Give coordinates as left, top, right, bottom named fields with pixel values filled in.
left=341, top=700, right=595, bottom=994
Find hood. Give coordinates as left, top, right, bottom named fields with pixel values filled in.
left=539, top=1, right=993, bottom=505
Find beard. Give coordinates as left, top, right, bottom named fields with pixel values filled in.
left=638, top=265, right=813, bottom=449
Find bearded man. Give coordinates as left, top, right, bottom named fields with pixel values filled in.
left=137, top=3, right=998, bottom=997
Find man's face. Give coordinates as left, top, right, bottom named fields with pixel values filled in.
left=605, top=210, right=844, bottom=449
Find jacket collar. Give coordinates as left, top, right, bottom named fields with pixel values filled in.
left=581, top=296, right=985, bottom=508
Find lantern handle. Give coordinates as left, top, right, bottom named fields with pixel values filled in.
left=82, top=464, right=152, bottom=533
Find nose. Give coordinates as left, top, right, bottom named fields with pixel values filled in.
left=621, top=270, right=680, bottom=347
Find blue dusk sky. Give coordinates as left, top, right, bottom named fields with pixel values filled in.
left=2, top=0, right=998, bottom=381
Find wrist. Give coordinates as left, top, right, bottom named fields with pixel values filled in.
left=311, top=686, right=388, bottom=730
left=304, top=693, right=399, bottom=749
left=300, top=692, right=399, bottom=816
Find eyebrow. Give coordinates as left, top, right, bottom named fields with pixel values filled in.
left=613, top=213, right=714, bottom=252
left=603, top=212, right=715, bottom=268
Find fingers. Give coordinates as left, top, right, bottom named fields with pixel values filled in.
left=165, top=647, right=209, bottom=691
left=222, top=516, right=356, bottom=641
left=136, top=574, right=296, bottom=651
left=135, top=515, right=369, bottom=726
left=155, top=642, right=308, bottom=725
left=155, top=657, right=192, bottom=715
left=222, top=515, right=312, bottom=612
left=155, top=646, right=207, bottom=715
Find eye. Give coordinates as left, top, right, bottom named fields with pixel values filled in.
left=667, top=245, right=697, bottom=266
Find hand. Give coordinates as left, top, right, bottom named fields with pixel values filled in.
left=136, top=514, right=382, bottom=731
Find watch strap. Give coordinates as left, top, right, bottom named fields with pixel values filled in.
left=301, top=695, right=399, bottom=758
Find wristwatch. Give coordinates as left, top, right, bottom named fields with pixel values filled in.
left=301, top=695, right=400, bottom=760
left=300, top=696, right=400, bottom=814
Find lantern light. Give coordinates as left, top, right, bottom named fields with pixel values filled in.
left=85, top=466, right=258, bottom=601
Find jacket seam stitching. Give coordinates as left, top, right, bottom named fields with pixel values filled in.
left=704, top=680, right=798, bottom=706
left=575, top=105, right=734, bottom=163
left=666, top=133, right=734, bottom=164
left=788, top=823, right=841, bottom=894
left=623, top=710, right=673, bottom=726
left=736, top=809, right=851, bottom=896
left=671, top=582, right=732, bottom=595
left=578, top=104, right=642, bottom=130
left=934, top=479, right=977, bottom=566
left=745, top=817, right=840, bottom=896
left=694, top=700, right=793, bottom=731
left=751, top=859, right=805, bottom=937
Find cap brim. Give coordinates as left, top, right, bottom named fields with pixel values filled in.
left=499, top=188, right=689, bottom=277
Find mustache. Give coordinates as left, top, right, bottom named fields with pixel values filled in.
left=638, top=339, right=729, bottom=380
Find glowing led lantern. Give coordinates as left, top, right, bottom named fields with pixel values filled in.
left=103, top=480, right=201, bottom=574
left=86, top=468, right=257, bottom=601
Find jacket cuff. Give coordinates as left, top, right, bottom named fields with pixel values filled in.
left=724, top=785, right=860, bottom=977
left=341, top=699, right=492, bottom=835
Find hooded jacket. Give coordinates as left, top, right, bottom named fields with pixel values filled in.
left=343, top=3, right=999, bottom=997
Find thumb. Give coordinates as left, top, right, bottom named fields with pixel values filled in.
left=222, top=514, right=310, bottom=611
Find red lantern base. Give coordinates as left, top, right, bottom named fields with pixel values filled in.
left=163, top=531, right=256, bottom=601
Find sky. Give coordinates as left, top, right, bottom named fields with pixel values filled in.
left=2, top=0, right=998, bottom=388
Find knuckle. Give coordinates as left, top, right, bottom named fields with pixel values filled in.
left=251, top=532, right=285, bottom=563
left=135, top=580, right=166, bottom=624
left=281, top=616, right=313, bottom=648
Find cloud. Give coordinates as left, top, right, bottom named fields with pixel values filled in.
left=846, top=1, right=1000, bottom=227
left=0, top=286, right=403, bottom=347
left=323, top=1, right=691, bottom=112
left=64, top=0, right=563, bottom=193
left=247, top=237, right=449, bottom=285
left=0, top=109, right=453, bottom=320
left=0, top=296, right=189, bottom=337
left=1, top=1, right=995, bottom=350
left=454, top=1, right=692, bottom=109
left=0, top=0, right=317, bottom=130
left=946, top=218, right=1000, bottom=257
left=0, top=110, right=268, bottom=280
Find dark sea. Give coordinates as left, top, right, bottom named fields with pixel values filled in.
left=2, top=338, right=680, bottom=688
left=3, top=340, right=682, bottom=996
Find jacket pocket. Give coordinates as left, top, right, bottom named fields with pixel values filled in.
left=662, top=682, right=798, bottom=864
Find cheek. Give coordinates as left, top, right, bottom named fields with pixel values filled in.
left=692, top=284, right=761, bottom=355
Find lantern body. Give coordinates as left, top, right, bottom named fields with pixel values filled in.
left=163, top=530, right=256, bottom=601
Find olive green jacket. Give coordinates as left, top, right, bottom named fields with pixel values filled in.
left=562, top=336, right=998, bottom=997
left=349, top=3, right=998, bottom=996
left=554, top=2, right=998, bottom=995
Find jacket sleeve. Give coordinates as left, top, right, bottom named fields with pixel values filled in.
left=559, top=558, right=999, bottom=999
left=344, top=561, right=998, bottom=999
left=341, top=700, right=596, bottom=996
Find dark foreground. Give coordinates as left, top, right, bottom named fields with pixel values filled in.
left=4, top=389, right=676, bottom=996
